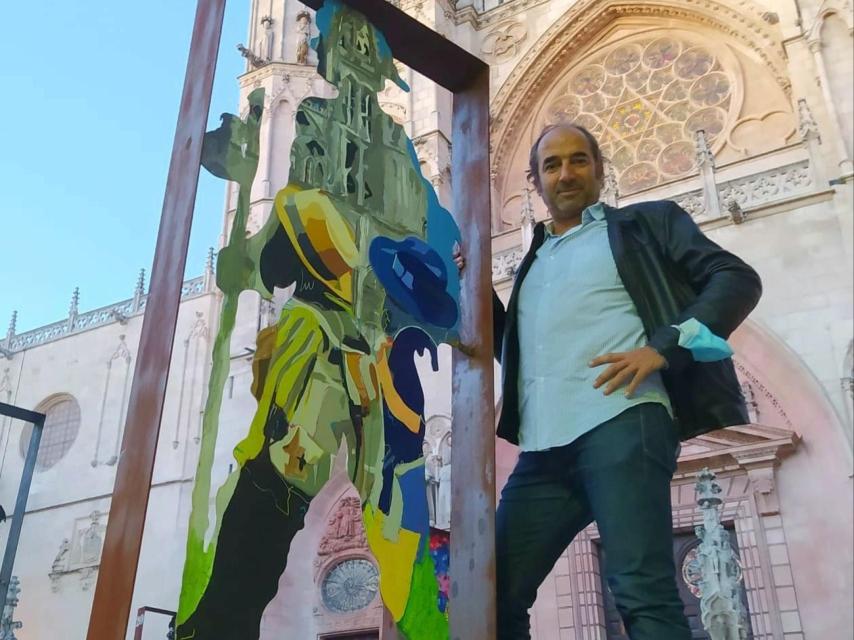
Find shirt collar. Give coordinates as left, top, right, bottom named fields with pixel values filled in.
left=545, top=201, right=604, bottom=237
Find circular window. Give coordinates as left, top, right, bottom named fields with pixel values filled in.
left=321, top=558, right=379, bottom=613
left=540, top=32, right=741, bottom=195
left=19, top=396, right=81, bottom=471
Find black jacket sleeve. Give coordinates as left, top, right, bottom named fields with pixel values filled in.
left=646, top=201, right=762, bottom=369
left=492, top=289, right=506, bottom=364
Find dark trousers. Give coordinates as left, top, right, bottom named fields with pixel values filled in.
left=496, top=403, right=691, bottom=640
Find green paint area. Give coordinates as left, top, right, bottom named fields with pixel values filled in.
left=399, top=549, right=450, bottom=640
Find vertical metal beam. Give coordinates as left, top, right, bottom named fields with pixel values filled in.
left=450, top=66, right=496, bottom=640
left=0, top=406, right=44, bottom=609
left=85, top=1, right=226, bottom=638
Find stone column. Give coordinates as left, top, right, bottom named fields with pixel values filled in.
left=807, top=38, right=853, bottom=176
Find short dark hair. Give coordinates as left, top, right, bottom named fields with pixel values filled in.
left=526, top=123, right=604, bottom=192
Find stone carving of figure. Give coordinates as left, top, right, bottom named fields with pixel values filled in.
left=51, top=539, right=70, bottom=575
left=80, top=518, right=103, bottom=565
left=296, top=11, right=312, bottom=65
left=261, top=16, right=275, bottom=62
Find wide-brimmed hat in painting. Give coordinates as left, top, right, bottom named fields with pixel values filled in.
left=369, top=236, right=458, bottom=329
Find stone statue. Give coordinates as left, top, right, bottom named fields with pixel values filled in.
left=296, top=11, right=312, bottom=65
left=261, top=15, right=274, bottom=62
left=694, top=468, right=749, bottom=640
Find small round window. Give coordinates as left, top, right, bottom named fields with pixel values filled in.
left=19, top=395, right=81, bottom=471
left=321, top=558, right=379, bottom=612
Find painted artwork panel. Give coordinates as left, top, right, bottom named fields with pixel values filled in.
left=176, top=2, right=459, bottom=639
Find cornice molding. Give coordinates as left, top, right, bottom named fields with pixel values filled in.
left=453, top=0, right=551, bottom=30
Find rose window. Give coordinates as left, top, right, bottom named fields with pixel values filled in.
left=321, top=558, right=379, bottom=613
left=541, top=35, right=738, bottom=195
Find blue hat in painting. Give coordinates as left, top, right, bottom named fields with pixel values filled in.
left=369, top=236, right=458, bottom=329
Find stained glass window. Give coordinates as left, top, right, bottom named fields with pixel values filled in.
left=543, top=35, right=736, bottom=194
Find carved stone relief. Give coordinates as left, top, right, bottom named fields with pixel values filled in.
left=492, top=248, right=524, bottom=282
left=733, top=360, right=794, bottom=430
left=481, top=21, right=527, bottom=63
left=49, top=511, right=107, bottom=593
left=727, top=110, right=796, bottom=157
left=314, top=497, right=369, bottom=572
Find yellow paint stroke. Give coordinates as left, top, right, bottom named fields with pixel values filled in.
left=364, top=504, right=420, bottom=621
left=275, top=188, right=358, bottom=302
left=375, top=348, right=420, bottom=433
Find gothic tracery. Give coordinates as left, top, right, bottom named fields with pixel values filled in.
left=541, top=34, right=739, bottom=194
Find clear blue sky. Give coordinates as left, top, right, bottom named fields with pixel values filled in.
left=0, top=1, right=250, bottom=333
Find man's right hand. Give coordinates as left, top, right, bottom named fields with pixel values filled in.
left=452, top=242, right=465, bottom=273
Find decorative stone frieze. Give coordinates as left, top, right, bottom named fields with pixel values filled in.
left=481, top=20, right=527, bottom=63
left=0, top=274, right=212, bottom=356
left=492, top=247, right=524, bottom=282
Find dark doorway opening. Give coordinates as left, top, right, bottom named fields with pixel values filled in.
left=597, top=527, right=753, bottom=639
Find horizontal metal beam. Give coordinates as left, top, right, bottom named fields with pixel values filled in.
left=0, top=402, right=45, bottom=426
left=300, top=0, right=487, bottom=91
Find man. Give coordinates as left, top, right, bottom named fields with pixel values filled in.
left=489, top=124, right=761, bottom=639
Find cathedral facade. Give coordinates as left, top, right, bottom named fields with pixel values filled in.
left=0, top=0, right=851, bottom=638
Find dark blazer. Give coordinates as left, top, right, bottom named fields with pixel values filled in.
left=493, top=200, right=762, bottom=445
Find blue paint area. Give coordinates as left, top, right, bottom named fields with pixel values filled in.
left=378, top=328, right=437, bottom=515
left=370, top=237, right=458, bottom=329
left=407, top=139, right=462, bottom=338
left=398, top=465, right=431, bottom=559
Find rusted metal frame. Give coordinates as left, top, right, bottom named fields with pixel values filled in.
left=449, top=66, right=495, bottom=640
left=85, top=1, right=227, bottom=638
left=133, top=606, right=177, bottom=640
left=300, top=0, right=482, bottom=92
left=0, top=403, right=45, bottom=609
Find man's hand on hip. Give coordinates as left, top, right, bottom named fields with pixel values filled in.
left=589, top=346, right=667, bottom=398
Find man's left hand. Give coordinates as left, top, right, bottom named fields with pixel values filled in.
left=589, top=347, right=667, bottom=397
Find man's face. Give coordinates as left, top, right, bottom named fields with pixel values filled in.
left=535, top=127, right=602, bottom=223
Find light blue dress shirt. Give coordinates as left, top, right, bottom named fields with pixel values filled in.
left=516, top=202, right=732, bottom=452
